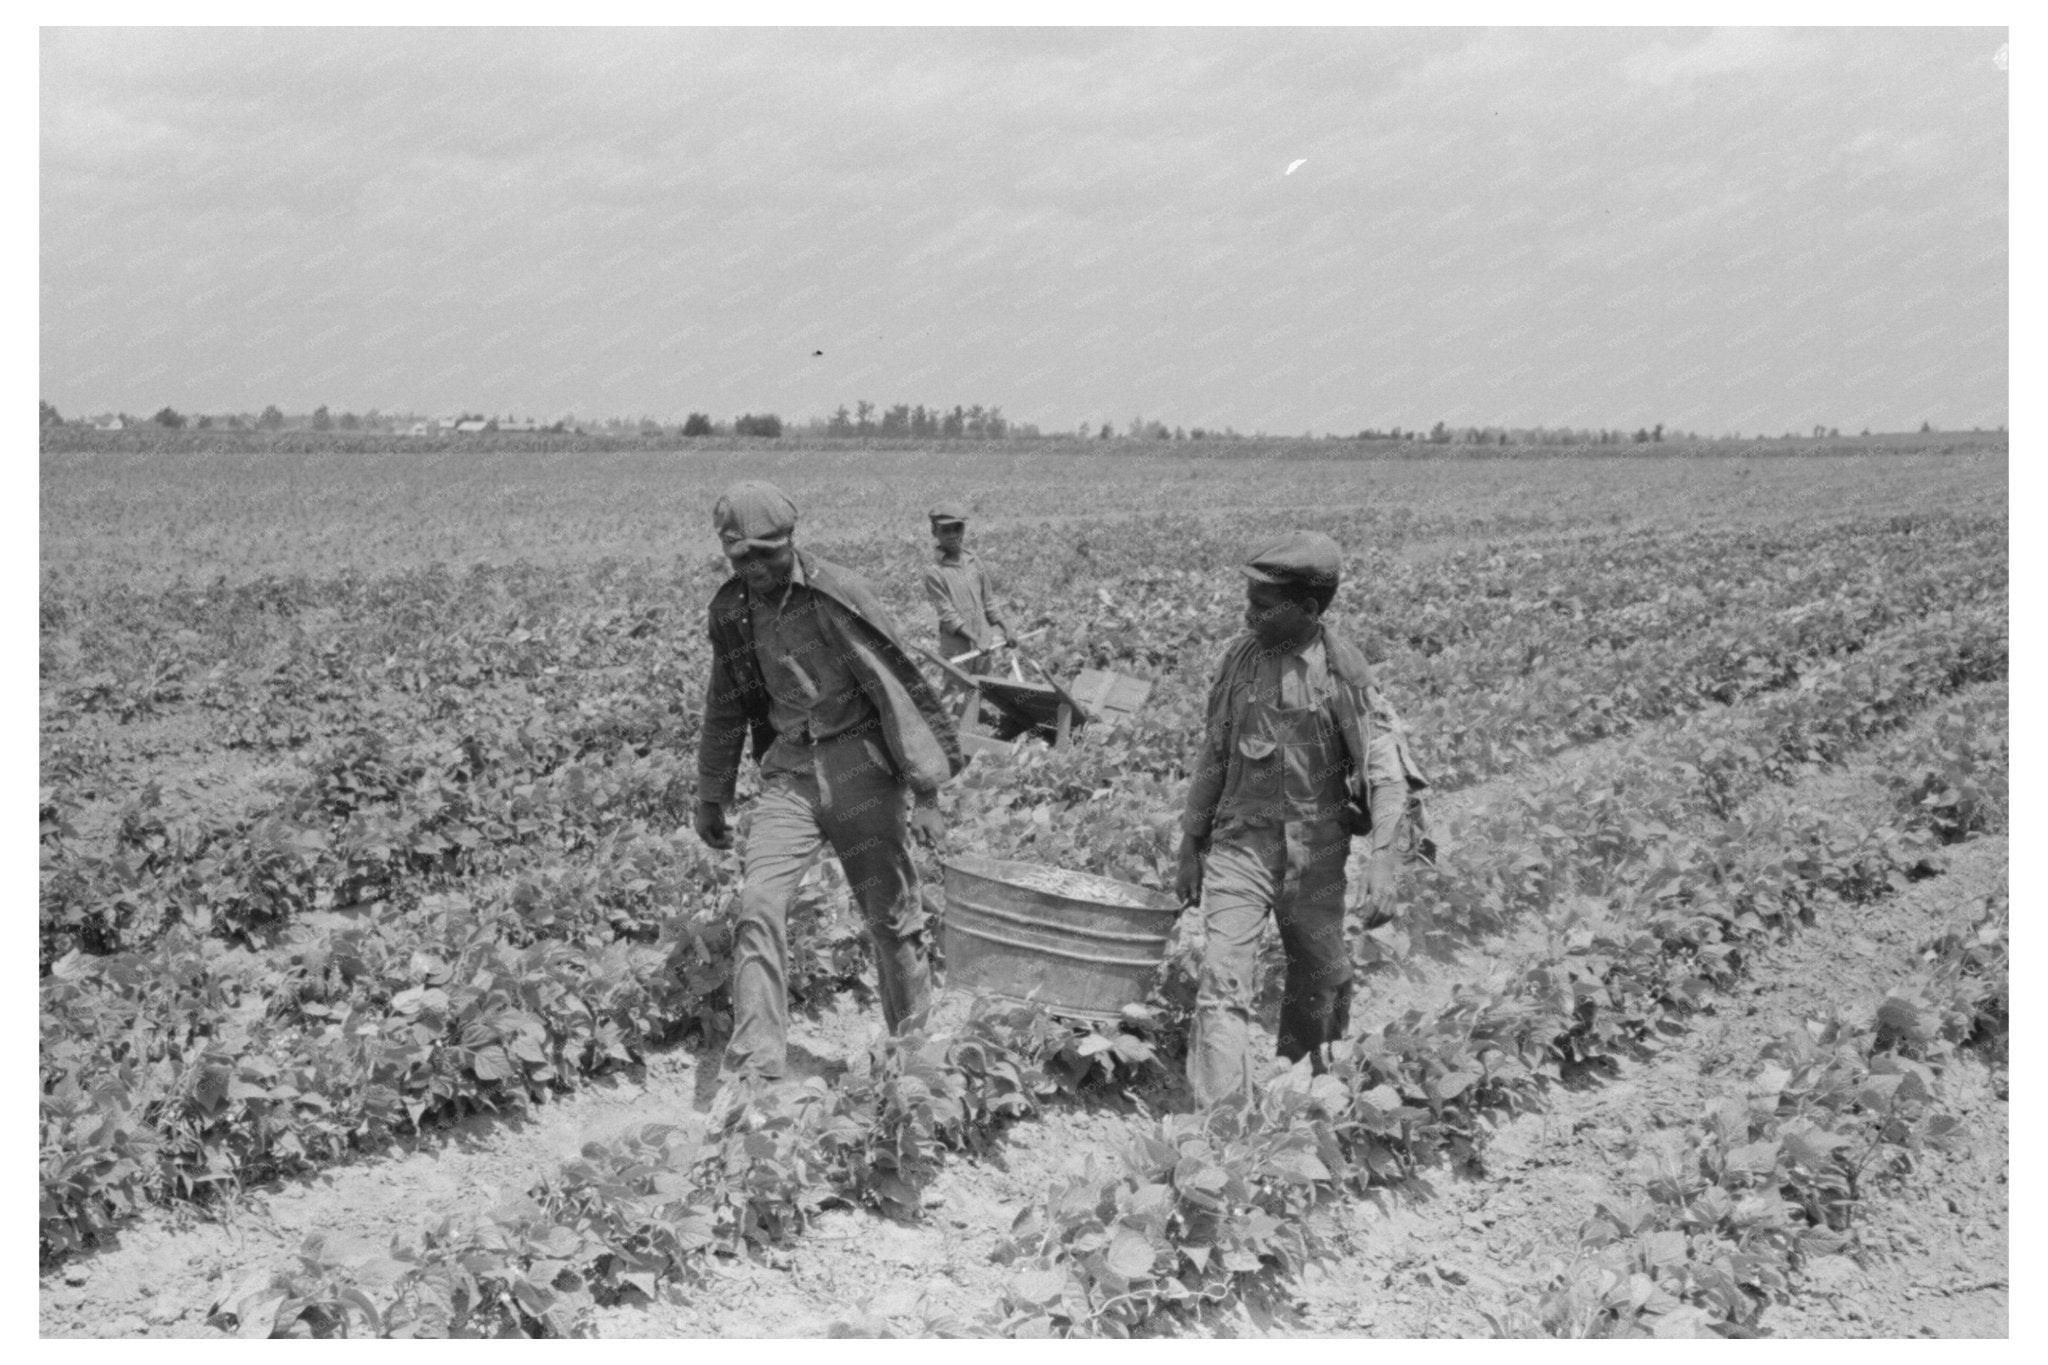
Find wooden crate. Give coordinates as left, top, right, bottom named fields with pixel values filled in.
left=1067, top=669, right=1155, bottom=730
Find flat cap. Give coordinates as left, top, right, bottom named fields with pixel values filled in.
left=713, top=480, right=798, bottom=558
left=1240, top=530, right=1342, bottom=587
left=928, top=500, right=969, bottom=524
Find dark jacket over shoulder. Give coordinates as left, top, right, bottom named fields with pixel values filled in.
left=698, top=551, right=964, bottom=804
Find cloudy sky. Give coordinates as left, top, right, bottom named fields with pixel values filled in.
left=40, top=26, right=2006, bottom=435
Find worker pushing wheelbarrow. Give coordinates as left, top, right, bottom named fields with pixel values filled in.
left=918, top=501, right=1152, bottom=752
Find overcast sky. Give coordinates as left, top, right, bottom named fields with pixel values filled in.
left=40, top=26, right=2007, bottom=435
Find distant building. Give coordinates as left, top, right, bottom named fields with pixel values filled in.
left=454, top=418, right=489, bottom=433
left=405, top=422, right=430, bottom=436
left=94, top=414, right=125, bottom=430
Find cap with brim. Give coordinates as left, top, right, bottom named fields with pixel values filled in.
left=928, top=500, right=969, bottom=524
left=715, top=480, right=798, bottom=559
left=1240, top=530, right=1341, bottom=587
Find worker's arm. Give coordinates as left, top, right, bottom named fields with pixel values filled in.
left=1174, top=652, right=1240, bottom=908
left=1362, top=731, right=1409, bottom=856
left=979, top=560, right=1007, bottom=636
left=922, top=562, right=967, bottom=636
left=1179, top=656, right=1237, bottom=845
left=1359, top=730, right=1409, bottom=923
left=1174, top=664, right=1235, bottom=907
left=696, top=629, right=752, bottom=812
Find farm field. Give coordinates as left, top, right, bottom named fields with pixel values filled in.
left=38, top=441, right=2009, bottom=1338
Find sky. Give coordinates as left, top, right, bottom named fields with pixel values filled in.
left=39, top=26, right=2008, bottom=436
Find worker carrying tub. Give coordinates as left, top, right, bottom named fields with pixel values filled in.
left=1173, top=530, right=1431, bottom=1109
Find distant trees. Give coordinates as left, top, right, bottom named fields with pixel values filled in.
left=44, top=401, right=1794, bottom=448
left=817, top=400, right=1008, bottom=439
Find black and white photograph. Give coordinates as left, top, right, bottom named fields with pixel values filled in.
left=36, top=24, right=2011, bottom=1340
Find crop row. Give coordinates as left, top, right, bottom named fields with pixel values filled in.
left=230, top=737, right=1933, bottom=1339
left=840, top=610, right=2006, bottom=1336
left=205, top=607, right=1992, bottom=1335
left=1498, top=889, right=2009, bottom=1339
left=968, top=628, right=2002, bottom=1336
left=36, top=507, right=1998, bottom=957
left=42, top=513, right=1996, bottom=785
left=955, top=603, right=2005, bottom=962
left=40, top=514, right=2001, bottom=973
left=202, top=996, right=1155, bottom=1338
left=37, top=577, right=2005, bottom=1263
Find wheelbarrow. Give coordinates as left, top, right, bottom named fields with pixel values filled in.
left=920, top=633, right=1081, bottom=751
left=917, top=631, right=1153, bottom=754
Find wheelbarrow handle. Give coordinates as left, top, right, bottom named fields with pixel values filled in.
left=947, top=625, right=1046, bottom=667
left=914, top=644, right=983, bottom=692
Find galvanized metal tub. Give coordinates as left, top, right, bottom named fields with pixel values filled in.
left=939, top=853, right=1179, bottom=1023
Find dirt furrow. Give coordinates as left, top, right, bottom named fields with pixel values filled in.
left=1285, top=747, right=2009, bottom=1338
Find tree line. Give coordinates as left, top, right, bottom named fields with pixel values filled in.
left=39, top=400, right=1982, bottom=446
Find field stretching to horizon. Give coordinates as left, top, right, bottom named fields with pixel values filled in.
left=40, top=438, right=2008, bottom=1338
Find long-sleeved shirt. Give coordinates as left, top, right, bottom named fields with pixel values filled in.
left=747, top=556, right=881, bottom=775
left=699, top=551, right=963, bottom=805
left=1182, top=626, right=1419, bottom=852
left=922, top=550, right=1004, bottom=658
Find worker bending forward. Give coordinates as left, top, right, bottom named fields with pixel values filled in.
left=694, top=481, right=964, bottom=1081
left=1174, top=531, right=1427, bottom=1108
left=921, top=501, right=1011, bottom=672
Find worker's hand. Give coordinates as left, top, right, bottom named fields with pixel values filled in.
left=694, top=800, right=734, bottom=851
left=1360, top=848, right=1399, bottom=928
left=909, top=801, right=945, bottom=850
left=1174, top=833, right=1205, bottom=910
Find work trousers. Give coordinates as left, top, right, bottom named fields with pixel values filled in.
left=727, top=730, right=931, bottom=1079
left=1189, top=818, right=1354, bottom=1108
